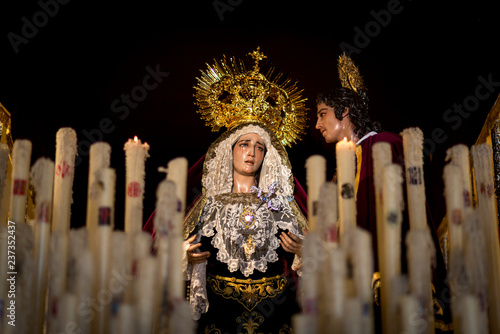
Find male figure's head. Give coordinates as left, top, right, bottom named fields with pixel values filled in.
left=315, top=87, right=381, bottom=144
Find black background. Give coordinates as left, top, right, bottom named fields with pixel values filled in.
left=0, top=0, right=499, bottom=229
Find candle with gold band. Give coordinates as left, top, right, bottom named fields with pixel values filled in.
left=380, top=163, right=404, bottom=334
left=445, top=144, right=473, bottom=210
left=9, top=139, right=32, bottom=223
left=124, top=136, right=150, bottom=234
left=400, top=127, right=427, bottom=230
left=93, top=167, right=116, bottom=334
left=52, top=127, right=77, bottom=233
left=471, top=143, right=500, bottom=333
left=86, top=142, right=111, bottom=256
left=305, top=155, right=326, bottom=232
left=30, top=157, right=55, bottom=334
left=335, top=137, right=357, bottom=240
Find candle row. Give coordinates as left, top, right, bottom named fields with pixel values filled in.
left=0, top=128, right=194, bottom=334
left=297, top=128, right=500, bottom=334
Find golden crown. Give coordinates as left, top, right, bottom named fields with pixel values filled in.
left=338, top=53, right=365, bottom=93
left=194, top=47, right=308, bottom=147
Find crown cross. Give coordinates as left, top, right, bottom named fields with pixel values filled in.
left=248, top=47, right=267, bottom=72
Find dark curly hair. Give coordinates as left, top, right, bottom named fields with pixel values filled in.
left=316, top=87, right=382, bottom=138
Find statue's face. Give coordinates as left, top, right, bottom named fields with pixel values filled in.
left=232, top=133, right=265, bottom=177
left=316, top=102, right=352, bottom=144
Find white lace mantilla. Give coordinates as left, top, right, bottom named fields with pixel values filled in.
left=199, top=194, right=302, bottom=277
left=203, top=125, right=294, bottom=198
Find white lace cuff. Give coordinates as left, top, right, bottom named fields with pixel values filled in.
left=292, top=254, right=303, bottom=277
left=189, top=261, right=209, bottom=320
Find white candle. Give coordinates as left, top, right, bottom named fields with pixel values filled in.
left=400, top=127, right=427, bottom=230
left=30, top=157, right=55, bottom=334
left=136, top=256, right=157, bottom=334
left=124, top=136, right=150, bottom=234
left=169, top=300, right=195, bottom=334
left=52, top=127, right=77, bottom=233
left=165, top=157, right=188, bottom=217
left=471, top=143, right=500, bottom=333
left=93, top=167, right=116, bottom=334
left=461, top=209, right=490, bottom=334
left=446, top=144, right=473, bottom=210
left=0, top=144, right=10, bottom=226
left=372, top=142, right=392, bottom=282
left=380, top=163, right=404, bottom=334
left=117, top=304, right=136, bottom=334
left=9, top=139, right=32, bottom=223
left=153, top=236, right=168, bottom=333
left=400, top=294, right=420, bottom=334
left=132, top=231, right=153, bottom=305
left=345, top=228, right=374, bottom=333
left=455, top=294, right=481, bottom=334
left=56, top=293, right=77, bottom=334
left=443, top=164, right=464, bottom=254
left=343, top=298, right=362, bottom=334
left=405, top=229, right=435, bottom=334
left=301, top=232, right=321, bottom=315
left=335, top=138, right=357, bottom=239
left=48, top=231, right=70, bottom=333
left=86, top=142, right=111, bottom=255
left=110, top=231, right=131, bottom=310
left=305, top=155, right=326, bottom=232
left=292, top=313, right=318, bottom=334
left=74, top=249, right=94, bottom=334
left=321, top=243, right=346, bottom=332
left=166, top=184, right=184, bottom=303
left=154, top=179, right=178, bottom=238
left=152, top=180, right=176, bottom=331
left=316, top=182, right=337, bottom=243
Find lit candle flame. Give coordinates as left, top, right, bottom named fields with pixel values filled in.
left=134, top=136, right=138, bottom=142
left=343, top=137, right=347, bottom=141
